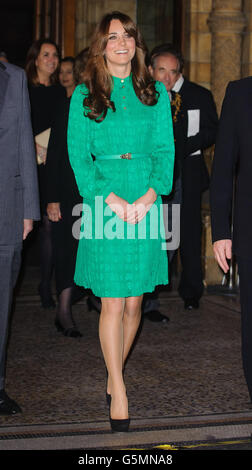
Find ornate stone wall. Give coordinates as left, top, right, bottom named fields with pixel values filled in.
left=208, top=0, right=247, bottom=114
left=182, top=1, right=247, bottom=286
left=184, top=0, right=213, bottom=90
left=242, top=0, right=252, bottom=78
left=205, top=1, right=246, bottom=285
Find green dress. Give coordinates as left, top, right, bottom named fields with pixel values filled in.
left=67, top=75, right=175, bottom=298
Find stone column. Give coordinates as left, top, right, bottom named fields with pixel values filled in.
left=208, top=0, right=247, bottom=114
left=184, top=0, right=213, bottom=90
left=242, top=0, right=252, bottom=78
left=203, top=1, right=246, bottom=287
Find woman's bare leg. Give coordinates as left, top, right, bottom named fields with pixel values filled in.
left=99, top=297, right=128, bottom=419
left=106, top=295, right=143, bottom=406
left=122, top=295, right=143, bottom=365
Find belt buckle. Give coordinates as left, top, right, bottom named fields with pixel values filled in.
left=120, top=152, right=132, bottom=160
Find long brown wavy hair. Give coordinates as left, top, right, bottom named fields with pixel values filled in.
left=82, top=11, right=158, bottom=122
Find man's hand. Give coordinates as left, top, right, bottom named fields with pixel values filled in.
left=47, top=202, right=62, bottom=222
left=213, top=239, right=232, bottom=273
left=23, top=219, right=33, bottom=240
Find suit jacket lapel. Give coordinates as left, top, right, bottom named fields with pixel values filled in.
left=0, top=63, right=9, bottom=120
left=178, top=78, right=188, bottom=97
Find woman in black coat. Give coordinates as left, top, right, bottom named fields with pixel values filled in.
left=26, top=38, right=65, bottom=309
left=46, top=60, right=83, bottom=337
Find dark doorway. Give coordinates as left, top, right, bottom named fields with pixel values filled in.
left=0, top=0, right=34, bottom=67
left=137, top=0, right=184, bottom=53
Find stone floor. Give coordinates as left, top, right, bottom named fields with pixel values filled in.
left=0, top=265, right=252, bottom=452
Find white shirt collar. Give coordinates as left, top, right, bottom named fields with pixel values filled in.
left=172, top=74, right=184, bottom=92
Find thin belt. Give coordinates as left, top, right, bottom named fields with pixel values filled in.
left=95, top=153, right=150, bottom=161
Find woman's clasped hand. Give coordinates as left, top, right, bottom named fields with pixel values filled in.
left=106, top=188, right=157, bottom=224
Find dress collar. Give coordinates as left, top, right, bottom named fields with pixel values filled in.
left=112, top=74, right=132, bottom=87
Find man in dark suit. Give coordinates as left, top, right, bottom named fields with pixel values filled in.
left=210, top=78, right=252, bottom=402
left=140, top=46, right=187, bottom=322
left=177, top=58, right=218, bottom=310
left=0, top=61, right=40, bottom=414
left=149, top=44, right=218, bottom=314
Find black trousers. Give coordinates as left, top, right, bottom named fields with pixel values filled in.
left=237, top=256, right=252, bottom=401
left=142, top=177, right=182, bottom=314
left=178, top=159, right=205, bottom=301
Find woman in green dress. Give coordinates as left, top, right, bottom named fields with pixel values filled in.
left=67, top=11, right=175, bottom=432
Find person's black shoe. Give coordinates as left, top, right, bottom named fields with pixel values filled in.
left=110, top=416, right=130, bottom=433
left=55, top=319, right=82, bottom=338
left=184, top=298, right=199, bottom=310
left=0, top=390, right=22, bottom=415
left=145, top=310, right=169, bottom=323
left=109, top=401, right=130, bottom=433
left=106, top=392, right=111, bottom=406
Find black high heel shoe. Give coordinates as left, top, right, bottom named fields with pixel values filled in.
left=106, top=392, right=111, bottom=406
left=109, top=399, right=130, bottom=433
left=105, top=369, right=111, bottom=406
left=55, top=319, right=82, bottom=338
left=109, top=414, right=130, bottom=433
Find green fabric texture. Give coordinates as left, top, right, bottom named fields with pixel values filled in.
left=67, top=75, right=175, bottom=297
